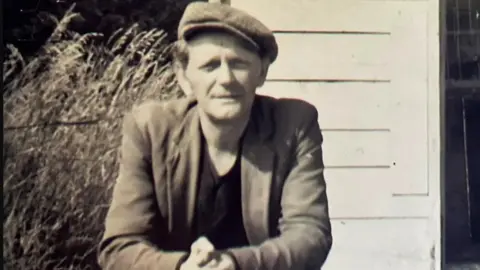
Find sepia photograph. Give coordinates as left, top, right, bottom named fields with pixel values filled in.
left=2, top=0, right=479, bottom=269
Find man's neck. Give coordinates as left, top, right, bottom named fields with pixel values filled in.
left=199, top=113, right=250, bottom=153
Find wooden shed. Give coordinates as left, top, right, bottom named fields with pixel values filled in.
left=228, top=0, right=444, bottom=269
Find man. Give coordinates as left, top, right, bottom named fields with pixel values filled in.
left=98, top=2, right=332, bottom=270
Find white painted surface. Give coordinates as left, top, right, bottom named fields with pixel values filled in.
left=258, top=82, right=391, bottom=130
left=388, top=2, right=430, bottom=195
left=426, top=0, right=444, bottom=268
left=231, top=0, right=395, bottom=32
left=266, top=33, right=391, bottom=80
left=325, top=168, right=431, bottom=218
left=323, top=219, right=432, bottom=270
left=322, top=131, right=391, bottom=167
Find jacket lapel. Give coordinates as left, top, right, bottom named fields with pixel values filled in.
left=167, top=100, right=201, bottom=237
left=241, top=135, right=275, bottom=245
left=241, top=97, right=276, bottom=245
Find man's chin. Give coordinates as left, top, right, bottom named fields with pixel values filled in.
left=210, top=113, right=242, bottom=123
left=208, top=109, right=246, bottom=123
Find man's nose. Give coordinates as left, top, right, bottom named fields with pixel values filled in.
left=216, top=63, right=235, bottom=85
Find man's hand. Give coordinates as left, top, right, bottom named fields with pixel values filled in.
left=180, top=237, right=215, bottom=270
left=179, top=237, right=236, bottom=270
left=203, top=252, right=236, bottom=270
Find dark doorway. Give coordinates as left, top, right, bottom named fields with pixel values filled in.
left=464, top=99, right=480, bottom=243
left=444, top=0, right=480, bottom=265
left=444, top=95, right=480, bottom=264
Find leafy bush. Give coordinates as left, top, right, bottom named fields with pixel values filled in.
left=3, top=6, right=183, bottom=270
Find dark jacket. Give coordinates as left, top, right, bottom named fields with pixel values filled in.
left=98, top=95, right=332, bottom=270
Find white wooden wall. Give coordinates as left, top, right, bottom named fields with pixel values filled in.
left=231, top=0, right=443, bottom=269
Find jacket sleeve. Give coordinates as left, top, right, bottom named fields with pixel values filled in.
left=226, top=106, right=333, bottom=270
left=97, top=111, right=188, bottom=270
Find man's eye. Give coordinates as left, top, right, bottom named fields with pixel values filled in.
left=231, top=60, right=249, bottom=69
left=201, top=62, right=220, bottom=71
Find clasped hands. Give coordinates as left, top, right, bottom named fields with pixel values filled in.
left=180, top=237, right=236, bottom=270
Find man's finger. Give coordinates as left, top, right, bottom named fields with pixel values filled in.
left=190, top=250, right=215, bottom=267
left=203, top=256, right=221, bottom=268
left=203, top=252, right=235, bottom=270
left=191, top=236, right=215, bottom=253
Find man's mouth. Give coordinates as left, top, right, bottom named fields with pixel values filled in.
left=214, top=95, right=241, bottom=99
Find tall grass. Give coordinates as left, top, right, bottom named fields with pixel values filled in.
left=3, top=6, right=182, bottom=270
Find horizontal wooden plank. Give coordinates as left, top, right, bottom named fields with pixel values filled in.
left=322, top=131, right=390, bottom=167
left=231, top=0, right=396, bottom=32
left=267, top=33, right=391, bottom=80
left=257, top=82, right=391, bottom=129
left=324, top=168, right=430, bottom=218
left=324, top=219, right=431, bottom=270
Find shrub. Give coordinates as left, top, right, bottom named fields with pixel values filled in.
left=3, top=6, right=183, bottom=270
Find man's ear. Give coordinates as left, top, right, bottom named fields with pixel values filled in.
left=256, top=57, right=271, bottom=88
left=173, top=60, right=193, bottom=96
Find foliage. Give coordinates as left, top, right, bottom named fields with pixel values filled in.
left=3, top=6, right=183, bottom=269
left=4, top=0, right=199, bottom=57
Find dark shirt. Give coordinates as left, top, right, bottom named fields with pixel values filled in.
left=193, top=138, right=249, bottom=250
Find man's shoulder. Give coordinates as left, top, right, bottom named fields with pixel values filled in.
left=258, top=95, right=319, bottom=123
left=131, top=98, right=191, bottom=120
left=125, top=98, right=193, bottom=134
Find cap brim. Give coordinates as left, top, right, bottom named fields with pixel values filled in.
left=180, top=22, right=260, bottom=51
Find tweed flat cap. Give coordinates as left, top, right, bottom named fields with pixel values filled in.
left=178, top=2, right=278, bottom=63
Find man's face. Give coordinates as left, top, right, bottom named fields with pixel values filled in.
left=177, top=31, right=268, bottom=123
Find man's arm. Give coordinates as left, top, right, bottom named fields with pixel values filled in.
left=226, top=105, right=333, bottom=270
left=97, top=111, right=188, bottom=270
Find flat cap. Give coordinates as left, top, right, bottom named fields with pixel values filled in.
left=177, top=2, right=278, bottom=63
